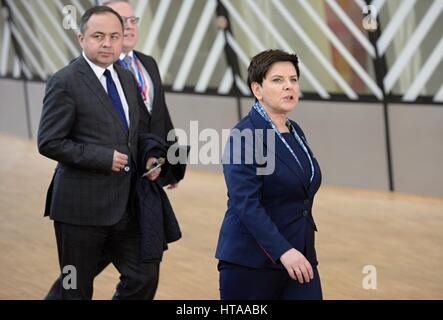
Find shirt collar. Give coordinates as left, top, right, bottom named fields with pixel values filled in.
left=82, top=51, right=115, bottom=79
left=119, top=50, right=134, bottom=61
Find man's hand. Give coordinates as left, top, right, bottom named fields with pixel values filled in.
left=112, top=150, right=128, bottom=172
left=280, top=248, right=314, bottom=284
left=145, top=157, right=161, bottom=181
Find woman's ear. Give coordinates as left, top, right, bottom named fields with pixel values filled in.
left=251, top=82, right=262, bottom=101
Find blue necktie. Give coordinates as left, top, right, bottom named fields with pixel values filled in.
left=104, top=69, right=128, bottom=131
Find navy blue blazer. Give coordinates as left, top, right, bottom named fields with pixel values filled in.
left=215, top=107, right=322, bottom=269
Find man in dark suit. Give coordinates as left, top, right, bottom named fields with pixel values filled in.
left=38, top=6, right=163, bottom=299
left=45, top=2, right=188, bottom=300
left=105, top=0, right=181, bottom=189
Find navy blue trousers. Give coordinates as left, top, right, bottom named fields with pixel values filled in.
left=219, top=261, right=322, bottom=300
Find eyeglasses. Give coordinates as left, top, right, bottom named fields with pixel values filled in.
left=121, top=16, right=140, bottom=26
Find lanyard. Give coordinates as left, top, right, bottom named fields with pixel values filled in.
left=133, top=56, right=146, bottom=94
left=120, top=56, right=148, bottom=103
left=253, top=101, right=315, bottom=183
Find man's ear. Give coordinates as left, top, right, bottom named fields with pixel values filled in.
left=77, top=33, right=84, bottom=49
left=251, top=82, right=262, bottom=101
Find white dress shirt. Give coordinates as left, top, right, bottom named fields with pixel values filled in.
left=82, top=52, right=130, bottom=126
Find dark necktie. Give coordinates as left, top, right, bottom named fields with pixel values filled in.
left=103, top=69, right=128, bottom=131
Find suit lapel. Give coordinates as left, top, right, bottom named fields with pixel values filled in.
left=77, top=57, right=128, bottom=135
left=248, top=108, right=309, bottom=193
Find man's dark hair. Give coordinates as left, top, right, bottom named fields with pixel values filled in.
left=247, top=49, right=300, bottom=95
left=79, top=6, right=124, bottom=34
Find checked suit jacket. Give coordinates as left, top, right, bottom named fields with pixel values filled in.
left=38, top=55, right=151, bottom=226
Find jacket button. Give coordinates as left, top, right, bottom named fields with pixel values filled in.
left=304, top=199, right=310, bottom=205
left=124, top=166, right=130, bottom=172
left=128, top=142, right=131, bottom=147
left=303, top=210, right=308, bottom=217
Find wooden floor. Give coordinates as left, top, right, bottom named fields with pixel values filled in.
left=0, top=134, right=442, bottom=300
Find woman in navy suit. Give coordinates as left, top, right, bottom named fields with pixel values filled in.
left=215, top=49, right=322, bottom=300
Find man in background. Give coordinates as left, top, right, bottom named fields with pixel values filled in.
left=105, top=0, right=182, bottom=189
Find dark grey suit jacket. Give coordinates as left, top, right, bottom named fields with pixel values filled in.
left=134, top=50, right=186, bottom=185
left=38, top=56, right=149, bottom=226
left=134, top=50, right=174, bottom=140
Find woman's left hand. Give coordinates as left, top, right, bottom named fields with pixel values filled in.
left=280, top=248, right=314, bottom=284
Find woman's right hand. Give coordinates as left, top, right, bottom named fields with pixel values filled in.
left=280, top=248, right=314, bottom=284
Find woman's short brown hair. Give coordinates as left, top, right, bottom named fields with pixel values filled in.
left=247, top=49, right=300, bottom=95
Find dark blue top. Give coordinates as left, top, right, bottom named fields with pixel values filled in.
left=216, top=108, right=322, bottom=269
left=281, top=132, right=312, bottom=185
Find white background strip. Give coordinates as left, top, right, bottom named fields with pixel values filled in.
left=326, top=0, right=375, bottom=57
left=245, top=0, right=330, bottom=98
left=195, top=30, right=225, bottom=93
left=21, top=0, right=69, bottom=66
left=141, top=0, right=171, bottom=54
left=10, top=24, right=46, bottom=79
left=384, top=0, right=443, bottom=93
left=218, top=68, right=234, bottom=94
left=158, top=0, right=195, bottom=79
left=298, top=0, right=383, bottom=99
left=377, top=0, right=416, bottom=56
left=272, top=0, right=356, bottom=99
left=403, top=36, right=443, bottom=101
left=134, top=0, right=149, bottom=27
left=173, top=0, right=217, bottom=91
left=433, top=83, right=443, bottom=102
left=0, top=21, right=11, bottom=76
left=6, top=0, right=57, bottom=73
left=12, top=56, right=20, bottom=78
left=40, top=0, right=79, bottom=57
